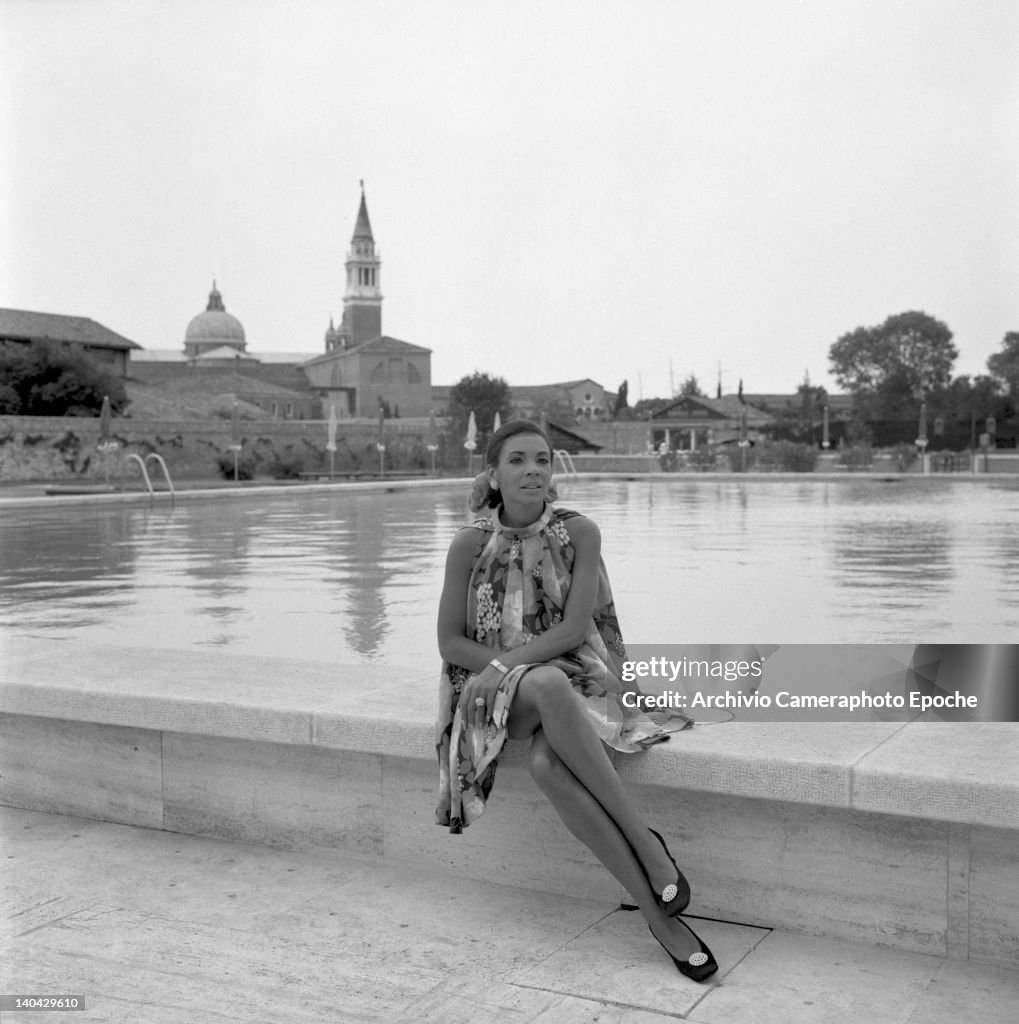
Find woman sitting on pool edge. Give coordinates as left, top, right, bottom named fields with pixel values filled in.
left=435, top=419, right=717, bottom=982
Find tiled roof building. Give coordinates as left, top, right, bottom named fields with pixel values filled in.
left=0, top=308, right=140, bottom=377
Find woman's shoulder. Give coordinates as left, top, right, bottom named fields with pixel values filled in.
left=552, top=506, right=595, bottom=525
left=550, top=507, right=601, bottom=544
left=451, top=519, right=490, bottom=547
left=443, top=522, right=487, bottom=575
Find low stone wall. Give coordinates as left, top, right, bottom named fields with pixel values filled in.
left=0, top=415, right=456, bottom=482
left=571, top=421, right=652, bottom=454
left=986, top=452, right=1019, bottom=474
left=568, top=454, right=660, bottom=473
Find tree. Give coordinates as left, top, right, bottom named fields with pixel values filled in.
left=987, top=332, right=1019, bottom=399
left=828, top=311, right=957, bottom=418
left=0, top=340, right=128, bottom=416
left=447, top=372, right=512, bottom=444
left=678, top=374, right=703, bottom=398
left=937, top=374, right=1002, bottom=420
left=612, top=379, right=629, bottom=416
left=796, top=379, right=828, bottom=440
left=631, top=396, right=674, bottom=418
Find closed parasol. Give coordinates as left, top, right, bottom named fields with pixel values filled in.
left=97, top=395, right=116, bottom=485
left=426, top=410, right=439, bottom=475
left=464, top=410, right=478, bottom=473
left=377, top=404, right=386, bottom=477
left=229, top=401, right=242, bottom=482
left=327, top=404, right=338, bottom=478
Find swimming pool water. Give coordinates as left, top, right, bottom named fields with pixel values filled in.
left=1, top=478, right=1017, bottom=665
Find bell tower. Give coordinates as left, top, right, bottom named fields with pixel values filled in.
left=341, top=182, right=382, bottom=348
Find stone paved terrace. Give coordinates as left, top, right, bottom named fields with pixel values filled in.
left=2, top=806, right=1018, bottom=1023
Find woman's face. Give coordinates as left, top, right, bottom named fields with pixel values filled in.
left=490, top=433, right=553, bottom=509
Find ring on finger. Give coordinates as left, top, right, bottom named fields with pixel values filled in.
left=475, top=697, right=485, bottom=707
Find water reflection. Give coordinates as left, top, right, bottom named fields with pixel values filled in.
left=0, top=505, right=140, bottom=633
left=1, top=479, right=1016, bottom=661
left=833, top=520, right=955, bottom=588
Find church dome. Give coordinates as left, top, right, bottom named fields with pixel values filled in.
left=184, top=282, right=246, bottom=355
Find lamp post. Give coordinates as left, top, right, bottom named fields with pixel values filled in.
left=737, top=408, right=749, bottom=472
left=984, top=415, right=997, bottom=473
left=96, top=395, right=119, bottom=487
left=916, top=393, right=929, bottom=474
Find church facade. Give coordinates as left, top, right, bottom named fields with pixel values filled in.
left=128, top=187, right=432, bottom=420
left=301, top=188, right=432, bottom=418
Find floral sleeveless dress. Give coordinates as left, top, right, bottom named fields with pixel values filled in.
left=435, top=503, right=691, bottom=834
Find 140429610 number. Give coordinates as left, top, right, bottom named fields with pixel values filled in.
left=0, top=996, right=86, bottom=1011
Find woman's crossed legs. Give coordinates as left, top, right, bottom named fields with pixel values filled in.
left=506, top=665, right=701, bottom=961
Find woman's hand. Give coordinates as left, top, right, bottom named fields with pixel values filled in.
left=459, top=663, right=509, bottom=729
left=542, top=655, right=583, bottom=677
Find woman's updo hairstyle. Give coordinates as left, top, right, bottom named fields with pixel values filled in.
left=467, top=419, right=557, bottom=514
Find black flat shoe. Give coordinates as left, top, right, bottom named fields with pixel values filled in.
left=648, top=828, right=690, bottom=916
left=648, top=922, right=718, bottom=983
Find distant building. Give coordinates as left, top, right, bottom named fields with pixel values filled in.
left=429, top=379, right=617, bottom=426
left=650, top=394, right=774, bottom=450
left=182, top=282, right=254, bottom=363
left=129, top=187, right=432, bottom=420
left=130, top=282, right=317, bottom=418
left=0, top=308, right=140, bottom=377
left=509, top=379, right=617, bottom=423
left=301, top=187, right=432, bottom=417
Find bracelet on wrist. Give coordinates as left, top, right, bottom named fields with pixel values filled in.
left=489, top=658, right=509, bottom=675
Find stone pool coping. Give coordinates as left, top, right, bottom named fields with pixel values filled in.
left=3, top=638, right=1017, bottom=831
left=0, top=467, right=1013, bottom=508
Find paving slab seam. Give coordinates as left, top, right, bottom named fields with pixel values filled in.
left=851, top=715, right=923, bottom=761
left=946, top=821, right=969, bottom=963
left=8, top=908, right=108, bottom=942
left=158, top=730, right=166, bottom=833
left=15, top=907, right=442, bottom=984
left=844, top=716, right=922, bottom=810
left=523, top=904, right=624, bottom=968
left=506, top=979, right=693, bottom=1021
left=847, top=715, right=920, bottom=757
left=74, top=996, right=246, bottom=1024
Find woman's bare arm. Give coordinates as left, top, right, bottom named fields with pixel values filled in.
left=436, top=516, right=603, bottom=674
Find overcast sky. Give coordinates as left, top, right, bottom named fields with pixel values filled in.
left=2, top=0, right=1016, bottom=398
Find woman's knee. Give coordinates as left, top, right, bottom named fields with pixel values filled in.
left=508, top=666, right=575, bottom=739
left=523, top=665, right=574, bottom=708
left=528, top=732, right=567, bottom=788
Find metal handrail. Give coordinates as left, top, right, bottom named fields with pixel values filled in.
left=125, top=453, right=175, bottom=497
left=124, top=454, right=152, bottom=493
left=553, top=449, right=578, bottom=492
left=144, top=453, right=175, bottom=496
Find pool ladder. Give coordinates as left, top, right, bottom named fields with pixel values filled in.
left=125, top=453, right=175, bottom=497
left=553, top=449, right=578, bottom=497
